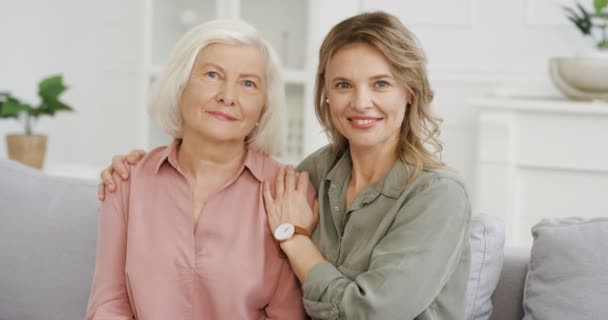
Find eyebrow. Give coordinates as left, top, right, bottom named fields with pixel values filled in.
left=200, top=63, right=263, bottom=82
left=240, top=73, right=263, bottom=82
left=330, top=74, right=393, bottom=82
left=370, top=74, right=393, bottom=80
left=200, top=63, right=225, bottom=73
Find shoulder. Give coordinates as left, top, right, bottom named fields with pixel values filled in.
left=130, top=145, right=171, bottom=174
left=259, top=154, right=283, bottom=182
left=389, top=168, right=471, bottom=230
left=296, top=144, right=343, bottom=188
left=402, top=168, right=470, bottom=209
left=414, top=169, right=468, bottom=193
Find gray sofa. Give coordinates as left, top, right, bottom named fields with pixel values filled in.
left=489, top=248, right=528, bottom=320
left=0, top=159, right=528, bottom=320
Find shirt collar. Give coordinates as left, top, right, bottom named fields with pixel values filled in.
left=154, top=139, right=181, bottom=174
left=154, top=139, right=265, bottom=182
left=324, top=148, right=410, bottom=199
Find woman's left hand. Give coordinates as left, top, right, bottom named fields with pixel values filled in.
left=263, top=166, right=319, bottom=235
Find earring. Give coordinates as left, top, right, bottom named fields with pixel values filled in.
left=255, top=122, right=259, bottom=127
left=325, top=98, right=329, bottom=104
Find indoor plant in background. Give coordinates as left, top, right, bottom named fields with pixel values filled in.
left=549, top=0, right=608, bottom=101
left=0, top=75, right=73, bottom=169
left=564, top=0, right=608, bottom=55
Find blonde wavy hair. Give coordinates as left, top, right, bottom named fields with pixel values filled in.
left=315, top=11, right=446, bottom=181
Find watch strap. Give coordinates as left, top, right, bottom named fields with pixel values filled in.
left=293, top=225, right=310, bottom=237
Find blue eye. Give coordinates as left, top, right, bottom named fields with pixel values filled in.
left=375, top=80, right=390, bottom=88
left=206, top=71, right=219, bottom=79
left=243, top=80, right=257, bottom=88
left=336, top=82, right=351, bottom=89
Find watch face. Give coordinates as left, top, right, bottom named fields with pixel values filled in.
left=274, top=223, right=295, bottom=241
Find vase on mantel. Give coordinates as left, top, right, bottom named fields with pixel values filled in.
left=549, top=48, right=608, bottom=102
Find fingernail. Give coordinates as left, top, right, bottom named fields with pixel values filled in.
left=122, top=174, right=128, bottom=179
left=110, top=184, right=115, bottom=191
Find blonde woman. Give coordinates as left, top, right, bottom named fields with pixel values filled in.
left=86, top=20, right=307, bottom=319
left=100, top=12, right=471, bottom=319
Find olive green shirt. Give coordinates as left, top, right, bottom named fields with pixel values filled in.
left=296, top=146, right=471, bottom=320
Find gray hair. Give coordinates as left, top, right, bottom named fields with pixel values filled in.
left=149, top=19, right=284, bottom=155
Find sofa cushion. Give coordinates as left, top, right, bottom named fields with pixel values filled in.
left=466, top=213, right=506, bottom=320
left=523, top=217, right=608, bottom=320
left=0, top=160, right=99, bottom=320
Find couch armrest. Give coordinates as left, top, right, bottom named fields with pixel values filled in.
left=489, top=247, right=529, bottom=320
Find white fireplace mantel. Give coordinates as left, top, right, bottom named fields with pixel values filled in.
left=472, top=97, right=608, bottom=246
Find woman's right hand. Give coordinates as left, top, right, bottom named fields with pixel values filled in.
left=98, top=149, right=147, bottom=200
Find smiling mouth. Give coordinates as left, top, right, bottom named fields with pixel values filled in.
left=351, top=119, right=376, bottom=125
left=348, top=117, right=382, bottom=127
left=207, top=111, right=237, bottom=121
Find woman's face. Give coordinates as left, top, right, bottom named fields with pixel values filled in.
left=324, top=42, right=410, bottom=151
left=179, top=43, right=267, bottom=145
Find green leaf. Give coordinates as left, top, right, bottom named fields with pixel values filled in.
left=577, top=2, right=592, bottom=19
left=565, top=7, right=593, bottom=34
left=34, top=100, right=72, bottom=116
left=594, top=0, right=608, bottom=13
left=36, top=74, right=74, bottom=117
left=38, top=75, right=67, bottom=102
left=0, top=97, right=29, bottom=118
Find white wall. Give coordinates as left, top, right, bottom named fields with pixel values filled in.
left=0, top=0, right=587, bottom=187
left=0, top=0, right=146, bottom=175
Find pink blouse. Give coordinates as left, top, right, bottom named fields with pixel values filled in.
left=85, top=139, right=306, bottom=320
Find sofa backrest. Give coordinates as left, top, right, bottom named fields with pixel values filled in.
left=488, top=247, right=529, bottom=320
left=0, top=160, right=99, bottom=320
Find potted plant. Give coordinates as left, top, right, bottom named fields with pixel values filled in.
left=564, top=0, right=608, bottom=56
left=548, top=0, right=608, bottom=101
left=0, top=75, right=74, bottom=169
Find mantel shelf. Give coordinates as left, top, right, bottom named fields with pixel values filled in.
left=470, top=96, right=608, bottom=116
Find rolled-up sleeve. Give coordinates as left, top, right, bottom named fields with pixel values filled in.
left=85, top=175, right=134, bottom=320
left=302, top=178, right=471, bottom=319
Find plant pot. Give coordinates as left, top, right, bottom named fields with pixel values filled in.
left=6, top=134, right=47, bottom=169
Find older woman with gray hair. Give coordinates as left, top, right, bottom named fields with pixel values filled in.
left=85, top=20, right=308, bottom=320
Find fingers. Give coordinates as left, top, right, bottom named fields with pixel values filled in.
left=285, top=166, right=296, bottom=192
left=296, top=171, right=309, bottom=192
left=275, top=166, right=286, bottom=198
left=112, top=155, right=130, bottom=180
left=127, top=149, right=146, bottom=164
left=97, top=182, right=105, bottom=201
left=312, top=198, right=320, bottom=221
left=100, top=166, right=116, bottom=192
left=262, top=181, right=274, bottom=208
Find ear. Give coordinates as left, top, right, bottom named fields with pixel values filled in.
left=405, top=92, right=413, bottom=106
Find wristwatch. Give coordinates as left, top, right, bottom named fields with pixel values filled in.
left=273, top=223, right=310, bottom=242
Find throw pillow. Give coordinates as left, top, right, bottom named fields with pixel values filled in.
left=523, top=217, right=608, bottom=320
left=466, top=213, right=506, bottom=320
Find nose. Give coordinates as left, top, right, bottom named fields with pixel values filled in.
left=351, top=87, right=373, bottom=111
left=216, top=82, right=236, bottom=106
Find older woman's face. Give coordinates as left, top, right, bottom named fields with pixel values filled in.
left=179, top=43, right=267, bottom=145
left=324, top=42, right=410, bottom=151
